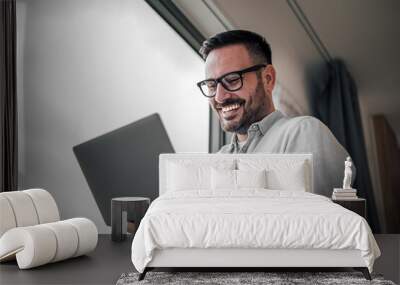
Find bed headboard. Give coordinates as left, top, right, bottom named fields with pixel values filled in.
left=159, top=153, right=313, bottom=195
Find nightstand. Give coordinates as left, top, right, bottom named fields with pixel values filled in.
left=332, top=198, right=366, bottom=218
left=111, top=197, right=150, bottom=241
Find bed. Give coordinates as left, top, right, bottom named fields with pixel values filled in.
left=131, top=153, right=380, bottom=280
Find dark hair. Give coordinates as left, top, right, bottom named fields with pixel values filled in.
left=199, top=30, right=272, bottom=64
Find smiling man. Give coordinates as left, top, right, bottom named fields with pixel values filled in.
left=197, top=30, right=353, bottom=197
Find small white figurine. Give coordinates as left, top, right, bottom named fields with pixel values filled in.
left=342, top=157, right=353, bottom=189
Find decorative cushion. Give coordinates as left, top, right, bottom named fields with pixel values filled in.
left=236, top=169, right=267, bottom=189
left=0, top=196, right=17, bottom=237
left=0, top=191, right=39, bottom=227
left=211, top=169, right=267, bottom=190
left=167, top=163, right=209, bottom=191
left=237, top=159, right=308, bottom=191
left=0, top=189, right=60, bottom=237
left=166, top=159, right=235, bottom=191
left=42, top=221, right=78, bottom=262
left=23, top=189, right=60, bottom=224
left=63, top=218, right=98, bottom=257
left=0, top=225, right=57, bottom=269
left=211, top=168, right=236, bottom=190
left=0, top=189, right=98, bottom=269
left=267, top=163, right=306, bottom=191
left=0, top=218, right=98, bottom=269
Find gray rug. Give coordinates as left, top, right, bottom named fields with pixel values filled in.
left=116, top=271, right=396, bottom=285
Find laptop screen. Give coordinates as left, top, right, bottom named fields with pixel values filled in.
left=73, top=113, right=175, bottom=225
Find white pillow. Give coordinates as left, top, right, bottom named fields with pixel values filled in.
left=211, top=168, right=236, bottom=190
left=211, top=168, right=267, bottom=190
left=236, top=169, right=267, bottom=188
left=237, top=159, right=308, bottom=191
left=267, top=162, right=306, bottom=191
left=167, top=163, right=208, bottom=191
left=167, top=160, right=235, bottom=191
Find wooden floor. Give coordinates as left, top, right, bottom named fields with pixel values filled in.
left=0, top=234, right=398, bottom=284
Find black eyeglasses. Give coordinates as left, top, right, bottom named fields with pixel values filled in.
left=197, top=64, right=266, bottom=98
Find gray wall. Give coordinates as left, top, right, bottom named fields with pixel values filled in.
left=174, top=0, right=391, bottom=231
left=16, top=0, right=209, bottom=233
left=176, top=0, right=330, bottom=118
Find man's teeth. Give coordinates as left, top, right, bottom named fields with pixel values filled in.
left=222, top=103, right=241, bottom=112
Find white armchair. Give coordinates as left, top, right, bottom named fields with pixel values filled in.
left=0, top=189, right=97, bottom=269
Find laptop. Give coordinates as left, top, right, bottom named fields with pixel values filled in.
left=73, top=113, right=175, bottom=226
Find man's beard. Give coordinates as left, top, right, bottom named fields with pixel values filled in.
left=220, top=81, right=269, bottom=134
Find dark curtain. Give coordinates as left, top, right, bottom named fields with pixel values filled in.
left=0, top=0, right=18, bottom=192
left=312, top=59, right=380, bottom=232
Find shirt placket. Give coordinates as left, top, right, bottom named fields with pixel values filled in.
left=239, top=127, right=259, bottom=153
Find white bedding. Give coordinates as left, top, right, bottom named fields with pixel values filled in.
left=131, top=190, right=380, bottom=273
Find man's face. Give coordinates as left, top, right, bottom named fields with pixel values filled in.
left=204, top=44, right=273, bottom=134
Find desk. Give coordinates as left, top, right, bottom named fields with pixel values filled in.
left=0, top=235, right=132, bottom=285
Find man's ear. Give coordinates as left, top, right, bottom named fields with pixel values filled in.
left=264, top=64, right=276, bottom=93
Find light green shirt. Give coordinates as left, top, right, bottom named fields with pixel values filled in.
left=218, top=110, right=353, bottom=197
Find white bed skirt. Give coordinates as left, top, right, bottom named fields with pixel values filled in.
left=148, top=248, right=366, bottom=268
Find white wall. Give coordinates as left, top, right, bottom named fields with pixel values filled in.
left=16, top=0, right=209, bottom=233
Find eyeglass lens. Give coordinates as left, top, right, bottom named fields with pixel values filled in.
left=200, top=73, right=242, bottom=97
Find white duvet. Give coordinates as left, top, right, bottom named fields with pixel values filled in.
left=131, top=190, right=380, bottom=273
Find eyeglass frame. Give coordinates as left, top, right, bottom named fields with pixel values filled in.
left=196, top=64, right=267, bottom=98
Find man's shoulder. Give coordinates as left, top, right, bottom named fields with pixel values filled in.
left=280, top=114, right=328, bottom=132
left=284, top=114, right=324, bottom=126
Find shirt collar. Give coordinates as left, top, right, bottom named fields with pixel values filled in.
left=254, top=110, right=284, bottom=135
left=229, top=110, right=284, bottom=148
